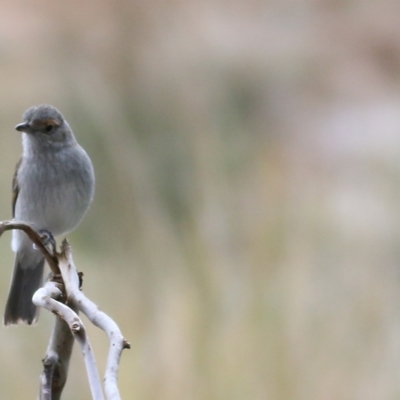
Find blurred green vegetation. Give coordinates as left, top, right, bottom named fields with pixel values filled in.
left=0, top=1, right=400, bottom=399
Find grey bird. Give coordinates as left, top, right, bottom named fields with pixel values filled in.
left=4, top=104, right=95, bottom=325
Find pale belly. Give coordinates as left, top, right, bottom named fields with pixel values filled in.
left=11, top=148, right=94, bottom=252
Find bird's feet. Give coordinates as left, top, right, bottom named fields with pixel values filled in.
left=35, top=229, right=57, bottom=255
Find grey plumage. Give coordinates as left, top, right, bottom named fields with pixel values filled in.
left=4, top=104, right=95, bottom=325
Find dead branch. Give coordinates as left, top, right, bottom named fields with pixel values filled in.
left=39, top=298, right=75, bottom=400
left=0, top=221, right=59, bottom=274
left=0, top=221, right=130, bottom=400
left=58, top=241, right=131, bottom=400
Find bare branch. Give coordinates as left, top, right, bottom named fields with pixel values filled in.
left=0, top=221, right=130, bottom=399
left=58, top=240, right=131, bottom=400
left=39, top=310, right=75, bottom=400
left=35, top=282, right=73, bottom=400
left=33, top=283, right=105, bottom=400
left=0, top=221, right=59, bottom=274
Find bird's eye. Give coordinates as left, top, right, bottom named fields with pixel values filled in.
left=45, top=124, right=54, bottom=133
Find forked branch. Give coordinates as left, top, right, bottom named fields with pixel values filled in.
left=0, top=221, right=130, bottom=400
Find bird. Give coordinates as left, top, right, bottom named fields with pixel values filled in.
left=4, top=104, right=95, bottom=325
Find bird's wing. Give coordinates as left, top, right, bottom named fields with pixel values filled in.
left=12, top=158, right=22, bottom=218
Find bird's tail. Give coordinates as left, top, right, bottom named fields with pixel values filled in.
left=4, top=256, right=45, bottom=325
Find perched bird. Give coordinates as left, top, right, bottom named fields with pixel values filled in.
left=5, top=105, right=95, bottom=325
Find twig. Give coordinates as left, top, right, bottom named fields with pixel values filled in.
left=0, top=221, right=59, bottom=274
left=34, top=282, right=72, bottom=400
left=58, top=241, right=131, bottom=400
left=33, top=282, right=105, bottom=400
left=0, top=221, right=129, bottom=399
left=39, top=305, right=75, bottom=400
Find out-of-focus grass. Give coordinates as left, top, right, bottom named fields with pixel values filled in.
left=0, top=1, right=400, bottom=399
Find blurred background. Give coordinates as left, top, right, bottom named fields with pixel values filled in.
left=0, top=1, right=400, bottom=399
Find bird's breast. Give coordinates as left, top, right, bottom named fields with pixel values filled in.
left=14, top=146, right=94, bottom=236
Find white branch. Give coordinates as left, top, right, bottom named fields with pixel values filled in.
left=58, top=240, right=130, bottom=400
left=33, top=282, right=105, bottom=400
left=39, top=303, right=75, bottom=400
left=36, top=283, right=72, bottom=400
left=74, top=290, right=128, bottom=400
left=0, top=221, right=130, bottom=400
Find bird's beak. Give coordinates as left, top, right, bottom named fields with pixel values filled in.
left=15, top=122, right=31, bottom=133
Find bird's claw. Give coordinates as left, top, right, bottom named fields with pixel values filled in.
left=34, top=229, right=57, bottom=255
